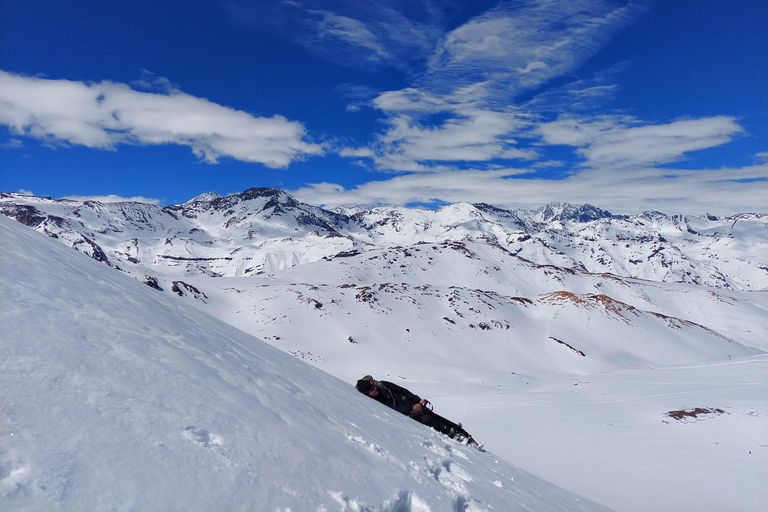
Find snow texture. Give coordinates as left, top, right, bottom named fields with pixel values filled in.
left=0, top=214, right=613, bottom=511
left=2, top=190, right=767, bottom=511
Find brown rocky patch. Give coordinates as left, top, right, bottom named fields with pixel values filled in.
left=665, top=408, right=725, bottom=421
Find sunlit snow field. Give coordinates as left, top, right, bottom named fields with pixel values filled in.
left=2, top=193, right=767, bottom=511
left=1, top=215, right=615, bottom=511
left=433, top=359, right=768, bottom=512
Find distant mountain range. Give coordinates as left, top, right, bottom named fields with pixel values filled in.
left=2, top=188, right=766, bottom=291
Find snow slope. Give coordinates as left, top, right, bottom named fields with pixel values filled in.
left=0, top=214, right=614, bottom=511
left=2, top=190, right=767, bottom=511
left=166, top=251, right=768, bottom=512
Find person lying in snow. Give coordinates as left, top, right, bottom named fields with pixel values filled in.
left=355, top=376, right=477, bottom=445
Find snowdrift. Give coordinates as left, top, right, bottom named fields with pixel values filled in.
left=0, top=215, right=613, bottom=510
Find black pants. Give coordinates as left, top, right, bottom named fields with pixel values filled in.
left=409, top=410, right=455, bottom=436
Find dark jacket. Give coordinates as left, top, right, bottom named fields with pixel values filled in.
left=372, top=381, right=421, bottom=415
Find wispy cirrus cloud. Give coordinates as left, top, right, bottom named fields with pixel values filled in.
left=423, top=0, right=647, bottom=100
left=322, top=113, right=755, bottom=213
left=0, top=71, right=323, bottom=168
left=226, top=0, right=445, bottom=70
left=229, top=1, right=655, bottom=173
left=264, top=2, right=758, bottom=213
left=366, top=87, right=538, bottom=171
left=523, top=61, right=631, bottom=113
left=316, top=12, right=393, bottom=64
left=292, top=158, right=768, bottom=215
left=538, top=116, right=744, bottom=169
left=1, top=138, right=24, bottom=150
left=328, top=1, right=651, bottom=173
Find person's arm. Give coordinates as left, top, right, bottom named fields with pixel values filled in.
left=381, top=381, right=420, bottom=402
left=381, top=381, right=426, bottom=413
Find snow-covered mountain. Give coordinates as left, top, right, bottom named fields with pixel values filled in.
left=2, top=189, right=767, bottom=511
left=2, top=189, right=766, bottom=290
left=1, top=214, right=614, bottom=511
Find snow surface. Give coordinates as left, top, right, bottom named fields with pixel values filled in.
left=2, top=191, right=768, bottom=511
left=0, top=214, right=615, bottom=511
left=171, top=259, right=768, bottom=512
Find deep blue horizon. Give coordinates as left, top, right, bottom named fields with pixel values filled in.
left=1, top=0, right=766, bottom=214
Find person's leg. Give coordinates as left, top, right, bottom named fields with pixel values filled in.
left=409, top=411, right=435, bottom=428
left=411, top=410, right=453, bottom=435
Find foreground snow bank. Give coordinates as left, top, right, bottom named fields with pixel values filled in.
left=0, top=215, right=612, bottom=511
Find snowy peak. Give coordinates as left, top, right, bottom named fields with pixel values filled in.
left=169, top=187, right=348, bottom=236
left=530, top=202, right=616, bottom=223
left=184, top=191, right=222, bottom=204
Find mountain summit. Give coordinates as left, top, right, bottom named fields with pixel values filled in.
left=533, top=202, right=616, bottom=223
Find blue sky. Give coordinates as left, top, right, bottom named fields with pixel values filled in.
left=1, top=0, right=766, bottom=214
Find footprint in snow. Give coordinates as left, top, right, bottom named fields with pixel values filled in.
left=0, top=461, right=29, bottom=495
left=183, top=426, right=222, bottom=448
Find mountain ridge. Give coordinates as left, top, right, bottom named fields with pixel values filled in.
left=2, top=189, right=765, bottom=290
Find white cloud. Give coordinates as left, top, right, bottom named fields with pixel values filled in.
left=316, top=12, right=392, bottom=63
left=130, top=70, right=180, bottom=93
left=339, top=147, right=375, bottom=158
left=360, top=86, right=539, bottom=171
left=377, top=109, right=535, bottom=163
left=357, top=85, right=740, bottom=177
left=426, top=0, right=647, bottom=100
left=228, top=2, right=650, bottom=174
left=523, top=62, right=629, bottom=113
left=1, top=139, right=23, bottom=150
left=292, top=161, right=768, bottom=216
left=61, top=194, right=162, bottom=205
left=531, top=160, right=566, bottom=169
left=0, top=71, right=323, bottom=167
left=314, top=1, right=650, bottom=173
left=517, top=61, right=547, bottom=74
left=227, top=0, right=441, bottom=71
left=324, top=105, right=755, bottom=213
left=539, top=116, right=743, bottom=168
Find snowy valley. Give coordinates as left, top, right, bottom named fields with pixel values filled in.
left=1, top=189, right=767, bottom=511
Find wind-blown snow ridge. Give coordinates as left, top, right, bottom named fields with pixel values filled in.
left=0, top=214, right=613, bottom=511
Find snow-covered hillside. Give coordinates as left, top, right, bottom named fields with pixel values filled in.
left=0, top=214, right=614, bottom=511
left=2, top=189, right=767, bottom=511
